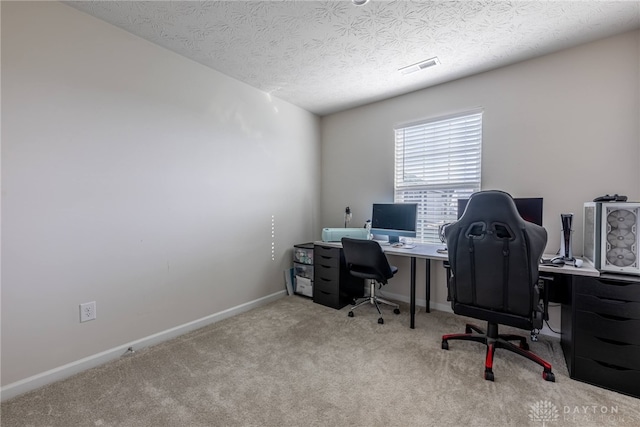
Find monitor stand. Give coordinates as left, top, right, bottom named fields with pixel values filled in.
left=388, top=235, right=400, bottom=244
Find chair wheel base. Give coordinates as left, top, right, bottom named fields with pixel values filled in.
left=441, top=322, right=555, bottom=384
left=393, top=308, right=400, bottom=315
left=378, top=317, right=384, bottom=324
left=348, top=311, right=354, bottom=317
left=543, top=371, right=555, bottom=382
left=484, top=370, right=494, bottom=381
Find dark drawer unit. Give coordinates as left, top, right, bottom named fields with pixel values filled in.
left=313, top=244, right=363, bottom=310
left=573, top=357, right=640, bottom=398
left=314, top=245, right=341, bottom=268
left=562, top=274, right=640, bottom=398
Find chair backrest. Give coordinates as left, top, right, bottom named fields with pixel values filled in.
left=341, top=238, right=394, bottom=283
left=444, top=190, right=547, bottom=318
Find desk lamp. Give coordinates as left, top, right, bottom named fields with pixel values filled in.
left=344, top=206, right=352, bottom=228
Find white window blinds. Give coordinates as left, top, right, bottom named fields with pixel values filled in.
left=394, top=110, right=482, bottom=243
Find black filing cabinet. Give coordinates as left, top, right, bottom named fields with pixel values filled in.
left=313, top=244, right=363, bottom=310
left=561, top=274, right=640, bottom=398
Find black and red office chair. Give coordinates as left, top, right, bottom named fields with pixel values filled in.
left=441, top=190, right=555, bottom=382
left=341, top=237, right=401, bottom=324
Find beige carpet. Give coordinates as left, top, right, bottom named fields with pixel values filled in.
left=2, top=296, right=639, bottom=426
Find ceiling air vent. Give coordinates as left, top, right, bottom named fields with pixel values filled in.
left=398, top=57, right=440, bottom=75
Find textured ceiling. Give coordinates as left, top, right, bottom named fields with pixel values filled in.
left=66, top=1, right=640, bottom=116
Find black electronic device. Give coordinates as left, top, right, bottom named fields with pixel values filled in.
left=540, top=257, right=565, bottom=267
left=593, top=194, right=627, bottom=202
left=457, top=197, right=543, bottom=226
left=371, top=203, right=418, bottom=244
left=540, top=262, right=563, bottom=268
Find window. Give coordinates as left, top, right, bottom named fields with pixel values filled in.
left=394, top=110, right=482, bottom=243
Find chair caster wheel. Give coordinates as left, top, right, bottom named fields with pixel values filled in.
left=484, top=371, right=494, bottom=381
left=393, top=308, right=400, bottom=315
left=441, top=341, right=449, bottom=350
left=543, top=371, right=555, bottom=382
left=378, top=318, right=384, bottom=324
left=520, top=342, right=530, bottom=351
left=465, top=325, right=473, bottom=334
left=348, top=311, right=354, bottom=317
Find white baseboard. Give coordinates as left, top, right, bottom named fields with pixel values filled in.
left=1, top=290, right=286, bottom=402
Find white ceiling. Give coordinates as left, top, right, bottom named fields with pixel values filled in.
left=66, top=1, right=640, bottom=116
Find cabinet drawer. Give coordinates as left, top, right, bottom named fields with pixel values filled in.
left=314, top=264, right=340, bottom=281
left=573, top=356, right=640, bottom=398
left=575, top=276, right=640, bottom=302
left=575, top=310, right=640, bottom=345
left=314, top=276, right=339, bottom=294
left=313, top=288, right=345, bottom=310
left=314, top=245, right=341, bottom=267
left=574, top=294, right=640, bottom=319
left=574, top=329, right=640, bottom=370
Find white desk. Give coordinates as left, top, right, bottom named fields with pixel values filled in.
left=315, top=241, right=446, bottom=328
left=381, top=243, right=445, bottom=327
left=539, top=253, right=599, bottom=277
left=316, top=241, right=600, bottom=329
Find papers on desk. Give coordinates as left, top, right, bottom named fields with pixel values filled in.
left=390, top=243, right=415, bottom=249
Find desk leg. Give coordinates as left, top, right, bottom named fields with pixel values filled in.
left=425, top=259, right=431, bottom=313
left=410, top=257, right=416, bottom=329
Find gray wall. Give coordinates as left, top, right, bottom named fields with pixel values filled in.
left=1, top=2, right=320, bottom=389
left=320, top=29, right=640, bottom=313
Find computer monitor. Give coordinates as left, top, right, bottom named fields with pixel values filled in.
left=457, top=197, right=543, bottom=226
left=371, top=203, right=418, bottom=244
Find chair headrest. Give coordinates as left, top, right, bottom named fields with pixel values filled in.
left=457, top=190, right=525, bottom=229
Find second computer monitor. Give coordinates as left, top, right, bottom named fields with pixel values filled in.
left=371, top=203, right=418, bottom=244
left=457, top=197, right=543, bottom=226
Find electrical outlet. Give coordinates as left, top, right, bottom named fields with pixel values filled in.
left=79, top=301, right=96, bottom=322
